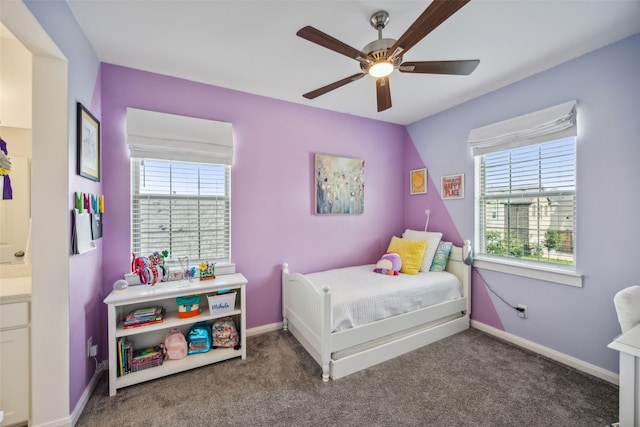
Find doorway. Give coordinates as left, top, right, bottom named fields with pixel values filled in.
left=1, top=2, right=70, bottom=425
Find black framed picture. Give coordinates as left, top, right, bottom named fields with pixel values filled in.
left=77, top=102, right=101, bottom=181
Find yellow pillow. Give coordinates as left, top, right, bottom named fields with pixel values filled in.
left=386, top=236, right=427, bottom=275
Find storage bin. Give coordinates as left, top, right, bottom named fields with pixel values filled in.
left=207, top=291, right=236, bottom=315
left=176, top=295, right=201, bottom=318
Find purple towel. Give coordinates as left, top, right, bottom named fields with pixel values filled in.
left=0, top=137, right=13, bottom=200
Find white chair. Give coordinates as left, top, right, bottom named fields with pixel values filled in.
left=614, top=285, right=640, bottom=334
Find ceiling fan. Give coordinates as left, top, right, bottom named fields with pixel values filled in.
left=296, top=0, right=480, bottom=112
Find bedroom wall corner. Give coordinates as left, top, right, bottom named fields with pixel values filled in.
left=402, top=131, right=462, bottom=244
left=402, top=127, right=503, bottom=330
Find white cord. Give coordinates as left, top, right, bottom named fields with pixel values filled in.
left=93, top=356, right=107, bottom=374
left=424, top=209, right=430, bottom=232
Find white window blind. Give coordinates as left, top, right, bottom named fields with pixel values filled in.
left=475, top=137, right=576, bottom=268
left=127, top=108, right=234, bottom=264
left=471, top=101, right=578, bottom=269
left=127, top=108, right=233, bottom=165
left=468, top=100, right=576, bottom=156
left=131, top=159, right=231, bottom=263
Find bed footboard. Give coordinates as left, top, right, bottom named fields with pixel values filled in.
left=282, top=263, right=332, bottom=381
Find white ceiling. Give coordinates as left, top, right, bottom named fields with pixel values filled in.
left=66, top=0, right=640, bottom=125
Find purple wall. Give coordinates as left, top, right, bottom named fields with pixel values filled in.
left=100, top=63, right=409, bottom=332
left=406, top=34, right=640, bottom=373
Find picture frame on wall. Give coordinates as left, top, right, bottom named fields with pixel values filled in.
left=314, top=153, right=365, bottom=215
left=441, top=174, right=464, bottom=199
left=410, top=168, right=427, bottom=195
left=77, top=102, right=101, bottom=182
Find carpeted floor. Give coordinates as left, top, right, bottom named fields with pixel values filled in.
left=77, top=328, right=618, bottom=427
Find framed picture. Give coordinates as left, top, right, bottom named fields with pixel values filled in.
left=410, top=168, right=427, bottom=194
left=441, top=174, right=464, bottom=199
left=314, top=153, right=364, bottom=215
left=77, top=103, right=101, bottom=181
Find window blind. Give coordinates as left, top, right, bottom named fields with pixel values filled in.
left=468, top=100, right=576, bottom=156
left=475, top=137, right=576, bottom=266
left=131, top=159, right=231, bottom=263
left=127, top=109, right=233, bottom=264
left=126, top=108, right=233, bottom=165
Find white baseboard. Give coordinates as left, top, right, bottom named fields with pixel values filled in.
left=246, top=322, right=282, bottom=337
left=68, top=360, right=107, bottom=426
left=471, top=320, right=619, bottom=385
left=32, top=416, right=73, bottom=427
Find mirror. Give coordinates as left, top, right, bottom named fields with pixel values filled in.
left=0, top=23, right=32, bottom=273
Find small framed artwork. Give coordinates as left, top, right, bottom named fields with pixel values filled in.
left=410, top=168, right=427, bottom=195
left=441, top=174, right=464, bottom=199
left=77, top=102, right=101, bottom=181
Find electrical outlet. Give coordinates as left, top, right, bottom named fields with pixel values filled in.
left=89, top=344, right=98, bottom=357
left=517, top=304, right=528, bottom=319
left=87, top=336, right=93, bottom=358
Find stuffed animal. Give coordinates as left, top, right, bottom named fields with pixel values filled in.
left=373, top=252, right=402, bottom=276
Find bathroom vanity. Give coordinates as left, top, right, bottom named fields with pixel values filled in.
left=0, top=277, right=31, bottom=426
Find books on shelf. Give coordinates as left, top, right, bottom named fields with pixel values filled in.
left=117, top=337, right=134, bottom=377
left=122, top=306, right=165, bottom=329
left=117, top=337, right=164, bottom=376
left=131, top=346, right=163, bottom=372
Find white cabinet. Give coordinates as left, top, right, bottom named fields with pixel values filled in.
left=104, top=274, right=247, bottom=396
left=0, top=300, right=30, bottom=426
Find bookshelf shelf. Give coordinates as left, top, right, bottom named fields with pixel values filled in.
left=104, top=273, right=247, bottom=396
left=115, top=307, right=242, bottom=338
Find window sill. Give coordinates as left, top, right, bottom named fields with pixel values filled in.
left=473, top=256, right=582, bottom=288
left=215, top=263, right=236, bottom=275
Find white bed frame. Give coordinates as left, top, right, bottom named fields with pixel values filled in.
left=282, top=240, right=472, bottom=381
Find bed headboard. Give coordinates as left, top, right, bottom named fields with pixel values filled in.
left=446, top=240, right=472, bottom=316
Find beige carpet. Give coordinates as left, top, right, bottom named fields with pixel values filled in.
left=77, top=328, right=618, bottom=426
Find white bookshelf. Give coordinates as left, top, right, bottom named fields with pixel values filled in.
left=104, top=273, right=247, bottom=396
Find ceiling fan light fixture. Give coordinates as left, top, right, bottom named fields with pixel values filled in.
left=368, top=60, right=394, bottom=78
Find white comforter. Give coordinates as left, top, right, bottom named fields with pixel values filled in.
left=304, top=264, right=462, bottom=332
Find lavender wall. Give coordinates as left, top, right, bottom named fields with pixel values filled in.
left=406, top=34, right=640, bottom=373
left=100, top=63, right=409, bottom=334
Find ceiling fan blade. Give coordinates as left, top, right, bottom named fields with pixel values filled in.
left=303, top=73, right=366, bottom=99
left=388, top=0, right=470, bottom=60
left=376, top=76, right=392, bottom=112
left=297, top=26, right=369, bottom=65
left=399, top=60, right=479, bottom=75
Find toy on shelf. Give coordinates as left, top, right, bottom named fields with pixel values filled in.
left=199, top=261, right=216, bottom=281
left=131, top=253, right=158, bottom=285
left=130, top=249, right=168, bottom=285
left=178, top=256, right=194, bottom=282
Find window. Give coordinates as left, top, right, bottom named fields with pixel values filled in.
left=131, top=159, right=231, bottom=264
left=475, top=138, right=576, bottom=267
left=469, top=101, right=577, bottom=273
left=126, top=108, right=234, bottom=265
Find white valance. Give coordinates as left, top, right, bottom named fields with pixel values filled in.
left=468, top=100, right=577, bottom=156
left=126, top=108, right=233, bottom=165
